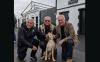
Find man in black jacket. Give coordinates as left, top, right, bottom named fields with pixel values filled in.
left=17, top=18, right=45, bottom=61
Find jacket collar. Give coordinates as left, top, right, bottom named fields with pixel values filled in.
left=41, top=24, right=54, bottom=33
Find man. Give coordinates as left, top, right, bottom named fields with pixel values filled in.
left=17, top=18, right=44, bottom=61
left=39, top=16, right=57, bottom=59
left=55, top=15, right=79, bottom=62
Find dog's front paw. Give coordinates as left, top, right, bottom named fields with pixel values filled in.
left=53, top=59, right=56, bottom=62
left=40, top=56, right=44, bottom=60
left=45, top=57, right=47, bottom=61
left=48, top=57, right=50, bottom=60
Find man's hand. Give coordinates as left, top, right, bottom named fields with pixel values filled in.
left=58, top=39, right=65, bottom=46
left=32, top=45, right=37, bottom=50
left=58, top=41, right=63, bottom=46
left=58, top=37, right=71, bottom=46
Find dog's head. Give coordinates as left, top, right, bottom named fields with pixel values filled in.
left=46, top=32, right=55, bottom=40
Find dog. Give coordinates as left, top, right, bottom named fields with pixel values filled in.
left=41, top=32, right=56, bottom=61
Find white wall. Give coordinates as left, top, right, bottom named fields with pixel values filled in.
left=57, top=0, right=85, bottom=9
left=57, top=0, right=68, bottom=9
left=68, top=5, right=85, bottom=34
left=56, top=2, right=85, bottom=35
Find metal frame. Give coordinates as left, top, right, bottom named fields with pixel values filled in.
left=21, top=1, right=55, bottom=18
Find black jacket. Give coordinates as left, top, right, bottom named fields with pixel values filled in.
left=18, top=22, right=45, bottom=48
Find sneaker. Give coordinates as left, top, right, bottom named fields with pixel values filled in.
left=62, top=58, right=67, bottom=62
left=66, top=59, right=72, bottom=62
left=62, top=56, right=67, bottom=61
left=30, top=56, right=37, bottom=61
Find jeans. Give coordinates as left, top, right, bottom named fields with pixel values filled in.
left=61, top=39, right=74, bottom=61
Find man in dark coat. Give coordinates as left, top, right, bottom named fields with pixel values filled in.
left=17, top=18, right=45, bottom=61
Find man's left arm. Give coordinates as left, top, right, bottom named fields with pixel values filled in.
left=68, top=23, right=80, bottom=47
left=68, top=23, right=79, bottom=41
left=59, top=23, right=79, bottom=45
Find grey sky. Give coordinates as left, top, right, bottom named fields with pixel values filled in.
left=14, top=0, right=55, bottom=19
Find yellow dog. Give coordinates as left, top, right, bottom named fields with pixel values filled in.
left=41, top=32, right=56, bottom=61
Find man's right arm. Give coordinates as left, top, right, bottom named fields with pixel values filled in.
left=18, top=28, right=33, bottom=48
left=54, top=26, right=60, bottom=40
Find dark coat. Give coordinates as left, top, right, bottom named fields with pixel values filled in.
left=17, top=22, right=45, bottom=48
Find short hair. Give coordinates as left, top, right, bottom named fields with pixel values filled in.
left=44, top=16, right=51, bottom=20
left=27, top=17, right=33, bottom=20
left=26, top=17, right=34, bottom=22
left=58, top=14, right=65, bottom=20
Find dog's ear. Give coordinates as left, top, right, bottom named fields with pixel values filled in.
left=46, top=34, right=48, bottom=38
left=45, top=34, right=49, bottom=41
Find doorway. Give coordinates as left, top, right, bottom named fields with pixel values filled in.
left=78, top=8, right=85, bottom=35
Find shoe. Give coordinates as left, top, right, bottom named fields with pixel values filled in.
left=30, top=56, right=37, bottom=61
left=62, top=58, right=67, bottom=62
left=66, top=59, right=72, bottom=62
left=62, top=56, right=67, bottom=61
left=17, top=57, right=25, bottom=62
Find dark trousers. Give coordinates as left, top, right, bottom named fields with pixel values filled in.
left=61, top=39, right=74, bottom=61
left=17, top=39, right=39, bottom=60
left=39, top=41, right=47, bottom=56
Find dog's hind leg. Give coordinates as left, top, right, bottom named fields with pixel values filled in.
left=52, top=49, right=56, bottom=61
left=41, top=52, right=45, bottom=60
left=45, top=50, right=48, bottom=61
